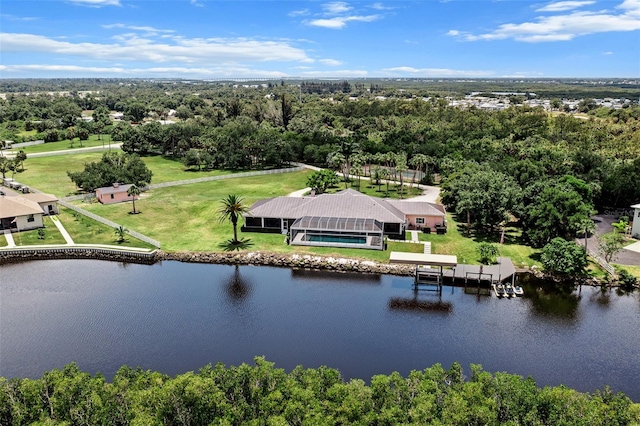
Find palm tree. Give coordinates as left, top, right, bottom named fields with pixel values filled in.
left=218, top=194, right=250, bottom=243
left=409, top=153, right=429, bottom=188
left=127, top=185, right=141, bottom=214
left=114, top=226, right=127, bottom=243
left=379, top=168, right=390, bottom=197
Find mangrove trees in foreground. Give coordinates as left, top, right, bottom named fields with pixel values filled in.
left=1, top=358, right=637, bottom=425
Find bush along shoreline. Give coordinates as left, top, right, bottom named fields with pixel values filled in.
left=1, top=359, right=638, bottom=425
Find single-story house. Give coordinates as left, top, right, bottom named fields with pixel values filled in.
left=21, top=193, right=59, bottom=215
left=95, top=183, right=137, bottom=205
left=631, top=203, right=640, bottom=239
left=243, top=189, right=446, bottom=250
left=0, top=195, right=44, bottom=231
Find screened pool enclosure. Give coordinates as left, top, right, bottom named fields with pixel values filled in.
left=290, top=216, right=385, bottom=250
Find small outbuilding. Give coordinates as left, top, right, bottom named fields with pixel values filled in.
left=95, top=183, right=137, bottom=205
left=21, top=193, right=59, bottom=215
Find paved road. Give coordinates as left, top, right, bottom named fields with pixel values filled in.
left=581, top=215, right=640, bottom=266
left=2, top=143, right=123, bottom=158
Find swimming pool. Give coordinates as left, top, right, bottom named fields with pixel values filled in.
left=307, top=235, right=367, bottom=244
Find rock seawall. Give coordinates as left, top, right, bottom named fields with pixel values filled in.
left=160, top=251, right=416, bottom=276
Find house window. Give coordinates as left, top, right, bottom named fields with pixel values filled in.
left=27, top=214, right=35, bottom=222
left=110, top=194, right=114, bottom=199
left=415, top=217, right=425, bottom=225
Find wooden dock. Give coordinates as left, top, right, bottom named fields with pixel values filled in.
left=444, top=257, right=516, bottom=285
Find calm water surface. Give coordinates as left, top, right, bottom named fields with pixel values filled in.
left=1, top=260, right=639, bottom=400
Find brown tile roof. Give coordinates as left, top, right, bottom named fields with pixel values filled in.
left=0, top=196, right=43, bottom=219
left=21, top=193, right=59, bottom=203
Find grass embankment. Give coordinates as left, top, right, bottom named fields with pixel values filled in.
left=418, top=213, right=542, bottom=268
left=57, top=207, right=156, bottom=249
left=10, top=217, right=67, bottom=246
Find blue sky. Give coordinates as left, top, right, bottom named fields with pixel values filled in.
left=1, top=0, right=639, bottom=79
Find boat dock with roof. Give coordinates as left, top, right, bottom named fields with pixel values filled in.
left=390, top=252, right=517, bottom=291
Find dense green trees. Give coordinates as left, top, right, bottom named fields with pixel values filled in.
left=0, top=360, right=636, bottom=425
left=442, top=166, right=521, bottom=232
left=306, top=169, right=339, bottom=194
left=67, top=152, right=153, bottom=192
left=541, top=238, right=588, bottom=276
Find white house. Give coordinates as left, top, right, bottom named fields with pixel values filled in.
left=631, top=203, right=640, bottom=238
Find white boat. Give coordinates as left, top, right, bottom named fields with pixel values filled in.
left=505, top=283, right=515, bottom=297
left=513, top=284, right=524, bottom=296
left=494, top=283, right=505, bottom=297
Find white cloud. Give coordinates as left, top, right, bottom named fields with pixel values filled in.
left=1, top=14, right=39, bottom=22
left=67, top=0, right=121, bottom=7
left=322, top=2, right=352, bottom=15
left=536, top=1, right=595, bottom=12
left=102, top=24, right=175, bottom=34
left=300, top=69, right=368, bottom=77
left=371, top=3, right=394, bottom=11
left=190, top=0, right=204, bottom=7
left=0, top=64, right=290, bottom=78
left=603, top=51, right=614, bottom=54
left=0, top=32, right=313, bottom=64
left=381, top=66, right=494, bottom=77
left=449, top=0, right=640, bottom=42
left=289, top=9, right=310, bottom=17
left=319, top=58, right=343, bottom=66
left=308, top=15, right=380, bottom=29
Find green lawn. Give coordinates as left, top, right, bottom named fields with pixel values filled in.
left=73, top=170, right=425, bottom=260
left=14, top=152, right=297, bottom=197
left=141, top=155, right=248, bottom=184
left=16, top=135, right=113, bottom=154
left=57, top=207, right=156, bottom=249
left=13, top=152, right=105, bottom=196
left=325, top=181, right=424, bottom=199
left=10, top=217, right=67, bottom=246
left=417, top=213, right=542, bottom=268
left=614, top=264, right=640, bottom=278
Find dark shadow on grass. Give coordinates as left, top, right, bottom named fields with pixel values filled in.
left=219, top=238, right=254, bottom=252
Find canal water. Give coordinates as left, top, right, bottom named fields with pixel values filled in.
left=1, top=259, right=638, bottom=400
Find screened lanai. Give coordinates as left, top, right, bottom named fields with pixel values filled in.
left=290, top=216, right=385, bottom=250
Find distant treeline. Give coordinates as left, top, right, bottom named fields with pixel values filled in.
left=1, top=359, right=637, bottom=425
left=301, top=80, right=352, bottom=94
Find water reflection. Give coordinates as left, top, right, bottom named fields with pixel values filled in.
left=223, top=265, right=252, bottom=301
left=291, top=268, right=381, bottom=284
left=519, top=275, right=581, bottom=319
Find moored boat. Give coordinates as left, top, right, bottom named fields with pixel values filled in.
left=505, top=283, right=515, bottom=297
left=513, top=284, right=524, bottom=296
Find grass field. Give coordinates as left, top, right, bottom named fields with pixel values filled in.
left=57, top=207, right=156, bottom=249
left=15, top=135, right=112, bottom=154
left=325, top=181, right=424, bottom=199
left=14, top=153, right=293, bottom=197
left=10, top=217, right=67, bottom=246
left=14, top=152, right=105, bottom=196
left=73, top=170, right=424, bottom=260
